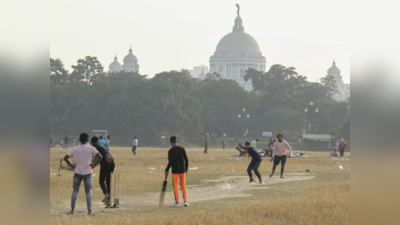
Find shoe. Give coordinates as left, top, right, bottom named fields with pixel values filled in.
left=184, top=201, right=189, bottom=207
left=104, top=199, right=110, bottom=205
left=170, top=203, right=180, bottom=207
left=249, top=179, right=254, bottom=183
left=102, top=193, right=109, bottom=203
left=259, top=180, right=263, bottom=184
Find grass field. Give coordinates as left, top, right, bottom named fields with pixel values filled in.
left=50, top=146, right=350, bottom=225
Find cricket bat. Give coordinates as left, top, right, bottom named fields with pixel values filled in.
left=159, top=175, right=168, bottom=207
left=242, top=128, right=248, bottom=138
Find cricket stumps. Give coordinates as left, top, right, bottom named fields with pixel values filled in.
left=107, top=172, right=121, bottom=208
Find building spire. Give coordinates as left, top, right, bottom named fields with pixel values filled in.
left=232, top=4, right=244, bottom=32
left=129, top=46, right=132, bottom=54
left=114, top=54, right=117, bottom=61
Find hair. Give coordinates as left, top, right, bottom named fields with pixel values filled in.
left=245, top=141, right=251, bottom=146
left=277, top=134, right=283, bottom=138
left=170, top=136, right=177, bottom=143
left=91, top=136, right=99, bottom=144
left=256, top=139, right=259, bottom=141
left=79, top=133, right=89, bottom=143
left=107, top=135, right=110, bottom=138
left=99, top=136, right=103, bottom=139
left=134, top=137, right=136, bottom=139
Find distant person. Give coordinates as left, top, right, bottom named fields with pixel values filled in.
left=236, top=142, right=263, bottom=184
left=203, top=139, right=208, bottom=154
left=165, top=136, right=189, bottom=207
left=106, top=135, right=111, bottom=149
left=338, top=139, right=347, bottom=157
left=269, top=134, right=292, bottom=179
left=73, top=138, right=76, bottom=147
left=132, top=137, right=138, bottom=155
left=222, top=140, right=225, bottom=150
left=91, top=136, right=114, bottom=207
left=64, top=135, right=69, bottom=149
left=60, top=140, right=63, bottom=148
left=98, top=136, right=110, bottom=153
left=161, top=139, right=166, bottom=148
left=330, top=148, right=338, bottom=157
left=64, top=133, right=102, bottom=215
left=50, top=137, right=53, bottom=148
left=251, top=139, right=258, bottom=150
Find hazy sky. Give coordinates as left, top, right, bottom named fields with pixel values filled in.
left=51, top=0, right=350, bottom=83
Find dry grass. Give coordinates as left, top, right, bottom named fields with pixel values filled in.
left=50, top=146, right=350, bottom=225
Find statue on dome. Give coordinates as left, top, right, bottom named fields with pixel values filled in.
left=235, top=4, right=240, bottom=16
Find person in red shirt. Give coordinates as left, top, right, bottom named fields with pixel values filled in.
left=338, top=139, right=347, bottom=157
left=204, top=139, right=208, bottom=154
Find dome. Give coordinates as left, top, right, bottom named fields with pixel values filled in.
left=215, top=32, right=261, bottom=53
left=123, top=46, right=138, bottom=64
left=197, top=70, right=206, bottom=80
left=327, top=60, right=341, bottom=75
left=109, top=54, right=121, bottom=72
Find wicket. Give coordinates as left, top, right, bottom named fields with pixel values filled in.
left=108, top=172, right=121, bottom=208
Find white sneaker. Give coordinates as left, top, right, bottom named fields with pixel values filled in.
left=170, top=203, right=180, bottom=207
left=184, top=201, right=189, bottom=207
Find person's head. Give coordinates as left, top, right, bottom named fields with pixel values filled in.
left=91, top=136, right=99, bottom=145
left=205, top=139, right=207, bottom=142
left=79, top=133, right=90, bottom=144
left=341, top=138, right=344, bottom=142
left=244, top=141, right=251, bottom=147
left=334, top=148, right=337, bottom=152
left=99, top=136, right=103, bottom=140
left=170, top=136, right=178, bottom=146
left=269, top=138, right=272, bottom=141
left=255, top=139, right=259, bottom=142
left=107, top=135, right=110, bottom=139
left=277, top=134, right=283, bottom=142
left=134, top=137, right=137, bottom=139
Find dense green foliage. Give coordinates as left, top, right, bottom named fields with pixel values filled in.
left=50, top=57, right=349, bottom=145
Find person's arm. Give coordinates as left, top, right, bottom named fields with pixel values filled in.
left=183, top=149, right=189, bottom=175
left=238, top=143, right=250, bottom=150
left=165, top=150, right=172, bottom=177
left=236, top=146, right=246, bottom=154
left=64, top=154, right=75, bottom=170
left=286, top=141, right=292, bottom=158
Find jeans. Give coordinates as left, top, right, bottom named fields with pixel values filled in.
left=204, top=147, right=208, bottom=154
left=340, top=148, right=345, bottom=157
left=99, top=161, right=115, bottom=195
left=71, top=173, right=92, bottom=210
left=64, top=143, right=68, bottom=149
left=132, top=146, right=137, bottom=155
left=247, top=159, right=262, bottom=181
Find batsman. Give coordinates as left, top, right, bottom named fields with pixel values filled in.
left=165, top=136, right=189, bottom=207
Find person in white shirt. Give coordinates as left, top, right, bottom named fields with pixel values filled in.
left=132, top=137, right=138, bottom=155
left=64, top=133, right=102, bottom=215
left=269, top=134, right=292, bottom=179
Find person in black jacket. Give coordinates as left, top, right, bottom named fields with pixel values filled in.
left=91, top=136, right=114, bottom=206
left=165, top=136, right=189, bottom=207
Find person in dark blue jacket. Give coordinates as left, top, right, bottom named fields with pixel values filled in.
left=236, top=142, right=262, bottom=184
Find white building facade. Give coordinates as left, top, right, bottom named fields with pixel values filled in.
left=209, top=6, right=266, bottom=90
left=109, top=46, right=139, bottom=73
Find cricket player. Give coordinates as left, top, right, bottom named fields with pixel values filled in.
left=64, top=133, right=102, bottom=215
left=269, top=134, right=292, bottom=178
left=236, top=142, right=263, bottom=184
left=165, top=136, right=189, bottom=207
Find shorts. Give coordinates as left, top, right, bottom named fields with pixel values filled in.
left=274, top=155, right=287, bottom=166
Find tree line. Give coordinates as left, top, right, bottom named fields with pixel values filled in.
left=50, top=56, right=350, bottom=146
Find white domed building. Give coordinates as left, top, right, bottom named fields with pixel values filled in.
left=327, top=60, right=347, bottom=102
left=209, top=5, right=266, bottom=90
left=108, top=54, right=122, bottom=73
left=109, top=46, right=139, bottom=73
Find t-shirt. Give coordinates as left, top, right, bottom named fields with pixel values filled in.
left=205, top=141, right=208, bottom=148
left=99, top=139, right=110, bottom=152
left=273, top=140, right=292, bottom=157
left=73, top=139, right=76, bottom=143
left=247, top=147, right=262, bottom=161
left=338, top=142, right=347, bottom=149
left=251, top=140, right=257, bottom=149
left=165, top=146, right=189, bottom=174
left=133, top=139, right=138, bottom=146
left=67, top=144, right=99, bottom=175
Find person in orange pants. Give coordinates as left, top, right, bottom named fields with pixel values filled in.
left=165, top=136, right=189, bottom=207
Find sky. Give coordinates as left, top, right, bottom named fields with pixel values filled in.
left=50, top=0, right=351, bottom=83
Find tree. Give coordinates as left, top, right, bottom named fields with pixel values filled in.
left=50, top=58, right=68, bottom=84
left=69, top=56, right=107, bottom=84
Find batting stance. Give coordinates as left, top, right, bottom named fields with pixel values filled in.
left=236, top=142, right=263, bottom=184
left=165, top=136, right=189, bottom=207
